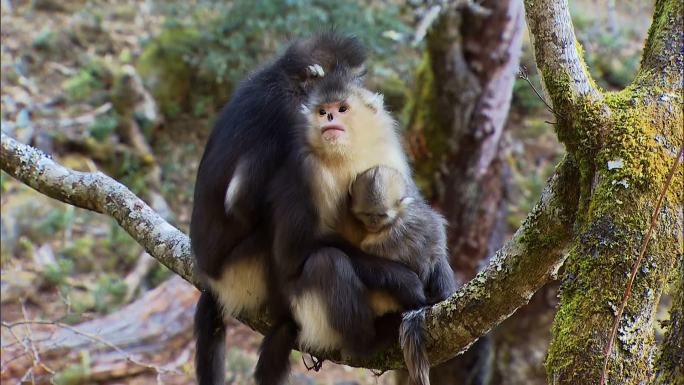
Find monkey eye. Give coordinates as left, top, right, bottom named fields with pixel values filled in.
left=319, top=109, right=326, bottom=116
left=338, top=105, right=348, bottom=113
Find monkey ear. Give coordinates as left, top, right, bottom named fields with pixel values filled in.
left=300, top=104, right=311, bottom=115
left=371, top=93, right=385, bottom=111
left=359, top=90, right=385, bottom=113
left=399, top=196, right=414, bottom=209
left=351, top=65, right=367, bottom=83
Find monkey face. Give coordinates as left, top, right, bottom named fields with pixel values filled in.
left=354, top=210, right=397, bottom=233
left=304, top=89, right=391, bottom=158
left=315, top=100, right=351, bottom=143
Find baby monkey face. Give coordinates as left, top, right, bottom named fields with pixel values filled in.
left=351, top=166, right=412, bottom=233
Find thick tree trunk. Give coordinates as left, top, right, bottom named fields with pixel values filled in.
left=525, top=0, right=683, bottom=383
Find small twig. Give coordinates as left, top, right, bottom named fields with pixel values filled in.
left=19, top=366, right=35, bottom=384
left=1, top=320, right=178, bottom=376
left=600, top=142, right=684, bottom=385
left=518, top=66, right=561, bottom=118
left=20, top=301, right=40, bottom=366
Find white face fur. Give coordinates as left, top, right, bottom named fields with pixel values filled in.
left=302, top=87, right=394, bottom=160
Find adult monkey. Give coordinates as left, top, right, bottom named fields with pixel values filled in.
left=191, top=34, right=425, bottom=385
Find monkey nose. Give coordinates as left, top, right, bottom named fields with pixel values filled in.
left=327, top=113, right=333, bottom=122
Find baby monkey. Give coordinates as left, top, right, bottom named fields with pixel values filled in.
left=348, top=166, right=457, bottom=385
left=350, top=166, right=456, bottom=304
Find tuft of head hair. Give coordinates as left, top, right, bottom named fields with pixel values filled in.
left=303, top=69, right=358, bottom=109
left=279, top=32, right=367, bottom=83
left=352, top=166, right=409, bottom=211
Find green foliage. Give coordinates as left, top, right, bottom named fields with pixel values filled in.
left=116, top=153, right=148, bottom=195
left=62, top=59, right=112, bottom=103
left=61, top=237, right=96, bottom=270
left=53, top=353, right=92, bottom=385
left=0, top=172, right=8, bottom=194
left=44, top=258, right=75, bottom=287
left=32, top=28, right=56, bottom=51
left=226, top=347, right=255, bottom=381
left=37, top=207, right=75, bottom=237
left=102, top=224, right=142, bottom=267
left=512, top=75, right=547, bottom=112
left=147, top=264, right=172, bottom=288
left=93, top=274, right=127, bottom=312
left=139, top=0, right=413, bottom=117
left=88, top=113, right=119, bottom=142
left=571, top=6, right=644, bottom=90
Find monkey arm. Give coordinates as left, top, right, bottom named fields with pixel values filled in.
left=326, top=240, right=427, bottom=310
left=425, top=256, right=458, bottom=305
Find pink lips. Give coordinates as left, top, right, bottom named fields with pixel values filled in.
left=321, top=124, right=345, bottom=134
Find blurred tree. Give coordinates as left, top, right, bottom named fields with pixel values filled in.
left=403, top=0, right=524, bottom=384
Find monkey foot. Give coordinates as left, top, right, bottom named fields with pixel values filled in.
left=302, top=353, right=324, bottom=371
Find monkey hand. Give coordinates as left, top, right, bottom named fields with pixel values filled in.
left=390, top=268, right=427, bottom=311
left=305, top=64, right=325, bottom=78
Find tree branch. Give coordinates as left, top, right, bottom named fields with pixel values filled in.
left=634, top=0, right=683, bottom=92
left=0, top=132, right=580, bottom=369
left=524, top=0, right=602, bottom=112
left=0, top=131, right=197, bottom=287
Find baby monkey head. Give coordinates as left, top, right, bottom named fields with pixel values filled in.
left=301, top=71, right=391, bottom=157
left=351, top=166, right=414, bottom=233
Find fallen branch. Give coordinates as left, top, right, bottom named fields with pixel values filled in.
left=1, top=276, right=194, bottom=382
left=0, top=132, right=580, bottom=369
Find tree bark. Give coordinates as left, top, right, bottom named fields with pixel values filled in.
left=654, top=258, right=683, bottom=385
left=525, top=0, right=683, bottom=383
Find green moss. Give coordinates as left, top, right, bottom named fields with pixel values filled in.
left=587, top=89, right=682, bottom=221
left=545, top=79, right=682, bottom=382
left=137, top=26, right=201, bottom=117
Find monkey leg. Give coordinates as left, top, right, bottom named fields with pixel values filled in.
left=292, top=247, right=378, bottom=357
left=194, top=290, right=226, bottom=385
left=254, top=318, right=299, bottom=385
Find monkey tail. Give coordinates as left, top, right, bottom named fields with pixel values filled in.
left=194, top=290, right=226, bottom=385
left=399, top=308, right=431, bottom=385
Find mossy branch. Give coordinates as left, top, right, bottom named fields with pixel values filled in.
left=1, top=132, right=580, bottom=369
left=634, top=0, right=683, bottom=91
left=524, top=0, right=605, bottom=133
